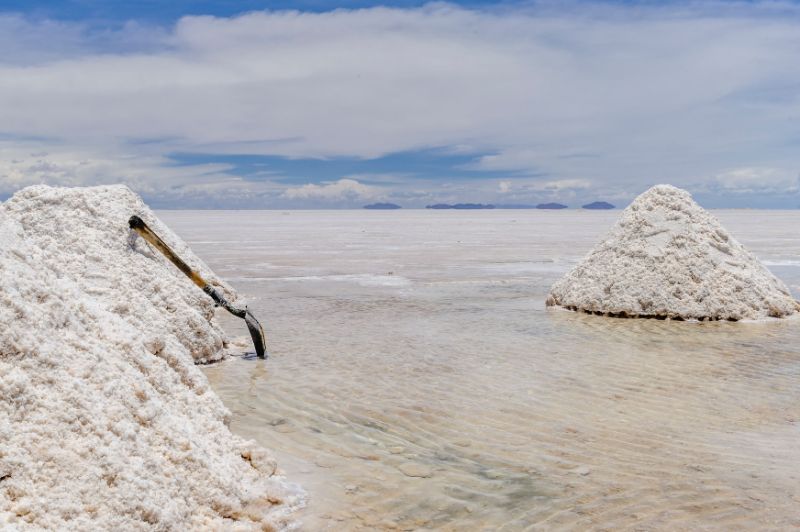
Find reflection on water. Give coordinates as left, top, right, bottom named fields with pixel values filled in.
left=159, top=210, right=800, bottom=530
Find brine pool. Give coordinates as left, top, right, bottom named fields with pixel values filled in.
left=159, top=210, right=800, bottom=531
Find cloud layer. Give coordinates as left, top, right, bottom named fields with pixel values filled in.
left=1, top=2, right=799, bottom=207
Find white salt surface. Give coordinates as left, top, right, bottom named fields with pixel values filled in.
left=548, top=185, right=800, bottom=321
left=0, top=185, right=301, bottom=530
left=264, top=274, right=412, bottom=287
left=167, top=209, right=800, bottom=530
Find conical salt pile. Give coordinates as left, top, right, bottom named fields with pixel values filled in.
left=547, top=185, right=800, bottom=321
left=0, top=185, right=302, bottom=530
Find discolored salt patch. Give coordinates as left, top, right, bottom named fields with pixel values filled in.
left=547, top=185, right=800, bottom=321
left=0, top=185, right=302, bottom=530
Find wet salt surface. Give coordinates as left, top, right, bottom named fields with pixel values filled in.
left=159, top=210, right=800, bottom=530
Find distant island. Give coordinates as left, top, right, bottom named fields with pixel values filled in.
left=426, top=203, right=496, bottom=209
left=582, top=201, right=615, bottom=210
left=363, top=202, right=402, bottom=210
left=424, top=202, right=575, bottom=210
left=419, top=202, right=617, bottom=210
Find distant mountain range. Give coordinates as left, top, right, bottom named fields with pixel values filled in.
left=364, top=201, right=614, bottom=210
left=363, top=202, right=402, bottom=209
left=493, top=203, right=569, bottom=209
left=426, top=203, right=495, bottom=209
left=582, top=201, right=615, bottom=210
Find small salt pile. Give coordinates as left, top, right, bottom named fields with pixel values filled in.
left=0, top=185, right=302, bottom=530
left=547, top=185, right=800, bottom=321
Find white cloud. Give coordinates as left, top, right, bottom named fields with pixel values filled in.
left=482, top=177, right=596, bottom=204
left=0, top=142, right=287, bottom=207
left=713, top=167, right=800, bottom=194
left=341, top=173, right=412, bottom=185
left=530, top=179, right=592, bottom=192
left=1, top=4, right=800, bottom=205
left=282, top=178, right=380, bottom=201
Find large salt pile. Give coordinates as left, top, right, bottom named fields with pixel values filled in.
left=547, top=184, right=800, bottom=321
left=0, top=185, right=301, bottom=530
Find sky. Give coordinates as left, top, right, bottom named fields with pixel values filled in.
left=1, top=1, right=799, bottom=208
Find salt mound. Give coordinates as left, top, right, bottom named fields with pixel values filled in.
left=547, top=185, right=800, bottom=321
left=0, top=185, right=301, bottom=530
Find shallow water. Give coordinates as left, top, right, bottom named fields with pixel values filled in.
left=159, top=209, right=800, bottom=531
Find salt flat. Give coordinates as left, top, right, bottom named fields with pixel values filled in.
left=160, top=209, right=800, bottom=531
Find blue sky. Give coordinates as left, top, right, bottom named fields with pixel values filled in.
left=1, top=1, right=799, bottom=208
left=0, top=1, right=494, bottom=20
